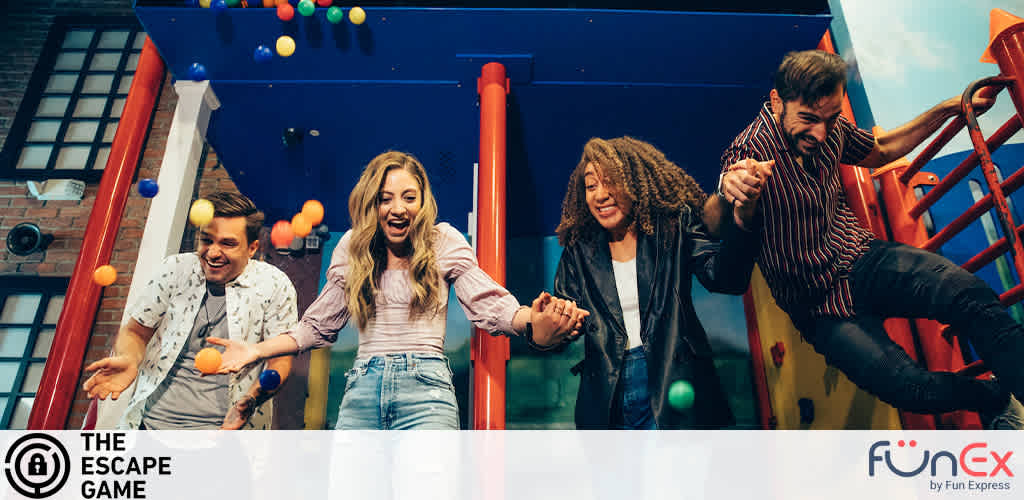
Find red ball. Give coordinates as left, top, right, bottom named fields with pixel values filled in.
left=271, top=220, right=294, bottom=248
left=316, top=0, right=331, bottom=6
left=277, top=3, right=294, bottom=21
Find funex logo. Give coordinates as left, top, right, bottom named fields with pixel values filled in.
left=869, top=440, right=1013, bottom=478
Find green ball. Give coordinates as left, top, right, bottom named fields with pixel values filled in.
left=297, top=0, right=315, bottom=16
left=224, top=0, right=240, bottom=5
left=667, top=380, right=695, bottom=411
left=326, top=6, right=344, bottom=24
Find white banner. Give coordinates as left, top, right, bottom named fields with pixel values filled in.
left=0, top=431, right=1019, bottom=500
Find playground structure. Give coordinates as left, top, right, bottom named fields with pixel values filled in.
left=19, top=4, right=1024, bottom=430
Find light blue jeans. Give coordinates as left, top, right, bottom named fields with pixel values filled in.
left=616, top=346, right=657, bottom=430
left=336, top=353, right=460, bottom=430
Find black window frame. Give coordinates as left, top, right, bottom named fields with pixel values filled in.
left=0, top=276, right=69, bottom=429
left=0, top=16, right=149, bottom=182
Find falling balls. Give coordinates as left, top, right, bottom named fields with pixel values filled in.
left=291, top=213, right=312, bottom=238
left=297, top=0, right=315, bottom=16
left=348, top=6, right=365, bottom=25
left=276, top=2, right=295, bottom=21
left=253, top=44, right=273, bottom=63
left=195, top=347, right=222, bottom=375
left=301, top=200, right=324, bottom=226
left=259, top=369, right=282, bottom=391
left=276, top=35, right=296, bottom=57
left=137, top=178, right=159, bottom=198
left=93, top=265, right=117, bottom=286
left=270, top=220, right=294, bottom=248
left=667, top=380, right=695, bottom=411
left=187, top=62, right=207, bottom=81
left=189, top=199, right=215, bottom=227
left=326, top=6, right=343, bottom=23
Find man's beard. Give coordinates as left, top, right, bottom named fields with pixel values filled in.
left=780, top=107, right=819, bottom=162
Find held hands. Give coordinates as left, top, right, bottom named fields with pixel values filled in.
left=204, top=337, right=261, bottom=374
left=83, top=355, right=138, bottom=400
left=529, top=292, right=590, bottom=347
left=721, top=159, right=774, bottom=229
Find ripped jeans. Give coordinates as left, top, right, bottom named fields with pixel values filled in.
left=336, top=353, right=460, bottom=430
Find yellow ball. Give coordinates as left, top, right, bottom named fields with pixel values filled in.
left=200, top=0, right=211, bottom=7
left=349, top=6, right=366, bottom=25
left=189, top=199, right=215, bottom=227
left=276, top=35, right=296, bottom=58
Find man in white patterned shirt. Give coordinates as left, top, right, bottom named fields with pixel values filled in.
left=83, top=191, right=298, bottom=430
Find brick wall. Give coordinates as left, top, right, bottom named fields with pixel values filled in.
left=0, top=1, right=245, bottom=429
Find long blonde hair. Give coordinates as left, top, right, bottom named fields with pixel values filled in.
left=346, top=151, right=441, bottom=330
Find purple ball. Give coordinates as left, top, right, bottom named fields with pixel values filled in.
left=137, top=178, right=159, bottom=198
left=187, top=62, right=207, bottom=81
left=254, top=45, right=273, bottom=63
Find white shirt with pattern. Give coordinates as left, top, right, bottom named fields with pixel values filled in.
left=117, top=253, right=298, bottom=430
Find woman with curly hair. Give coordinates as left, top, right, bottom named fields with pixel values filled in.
left=532, top=136, right=770, bottom=429
left=210, top=151, right=586, bottom=429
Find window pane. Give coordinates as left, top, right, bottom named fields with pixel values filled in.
left=45, top=74, right=77, bottom=93
left=73, top=97, right=107, bottom=118
left=118, top=75, right=133, bottom=94
left=1, top=294, right=42, bottom=323
left=54, top=52, right=86, bottom=71
left=64, top=121, right=99, bottom=142
left=0, top=363, right=19, bottom=392
left=133, top=34, right=145, bottom=49
left=32, top=328, right=55, bottom=358
left=55, top=146, right=91, bottom=170
left=16, top=146, right=51, bottom=169
left=110, top=98, right=125, bottom=118
left=63, top=30, right=94, bottom=49
left=98, top=30, right=130, bottom=49
left=20, top=363, right=44, bottom=393
left=125, top=53, right=139, bottom=71
left=27, top=121, right=60, bottom=142
left=103, top=122, right=118, bottom=142
left=0, top=328, right=30, bottom=358
left=37, top=97, right=70, bottom=117
left=94, top=147, right=110, bottom=170
left=0, top=398, right=7, bottom=426
left=43, top=296, right=64, bottom=325
left=90, top=53, right=121, bottom=71
left=10, top=398, right=34, bottom=430
left=82, top=74, right=114, bottom=93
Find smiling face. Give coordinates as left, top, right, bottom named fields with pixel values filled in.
left=377, top=166, right=422, bottom=253
left=197, top=216, right=258, bottom=284
left=583, top=162, right=633, bottom=236
left=771, top=85, right=845, bottom=158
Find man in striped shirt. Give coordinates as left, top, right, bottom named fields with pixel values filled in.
left=705, top=49, right=1024, bottom=429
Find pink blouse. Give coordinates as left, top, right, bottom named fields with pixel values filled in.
left=287, top=223, right=521, bottom=356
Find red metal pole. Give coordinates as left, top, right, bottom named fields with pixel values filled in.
left=27, top=37, right=165, bottom=429
left=472, top=62, right=509, bottom=430
left=923, top=161, right=1024, bottom=252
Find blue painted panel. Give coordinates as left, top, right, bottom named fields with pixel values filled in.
left=135, top=7, right=830, bottom=233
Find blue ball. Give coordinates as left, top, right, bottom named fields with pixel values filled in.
left=185, top=0, right=199, bottom=6
left=253, top=45, right=273, bottom=63
left=259, top=369, right=281, bottom=391
left=212, top=0, right=228, bottom=11
left=187, top=62, right=207, bottom=81
left=137, top=179, right=159, bottom=198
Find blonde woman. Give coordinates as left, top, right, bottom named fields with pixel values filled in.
left=210, top=151, right=585, bottom=429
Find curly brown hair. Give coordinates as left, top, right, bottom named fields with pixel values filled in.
left=555, top=136, right=707, bottom=247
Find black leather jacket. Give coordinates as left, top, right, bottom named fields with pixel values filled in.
left=547, top=206, right=758, bottom=429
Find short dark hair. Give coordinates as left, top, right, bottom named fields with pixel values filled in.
left=206, top=191, right=263, bottom=244
left=774, top=50, right=847, bottom=105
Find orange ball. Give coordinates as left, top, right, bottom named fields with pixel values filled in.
left=301, top=200, right=324, bottom=226
left=195, top=347, right=222, bottom=375
left=93, top=265, right=117, bottom=286
left=292, top=213, right=312, bottom=238
left=271, top=220, right=294, bottom=248
left=262, top=0, right=275, bottom=6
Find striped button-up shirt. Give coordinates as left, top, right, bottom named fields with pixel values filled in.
left=720, top=102, right=876, bottom=318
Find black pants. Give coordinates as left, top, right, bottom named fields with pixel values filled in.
left=793, top=240, right=1024, bottom=414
